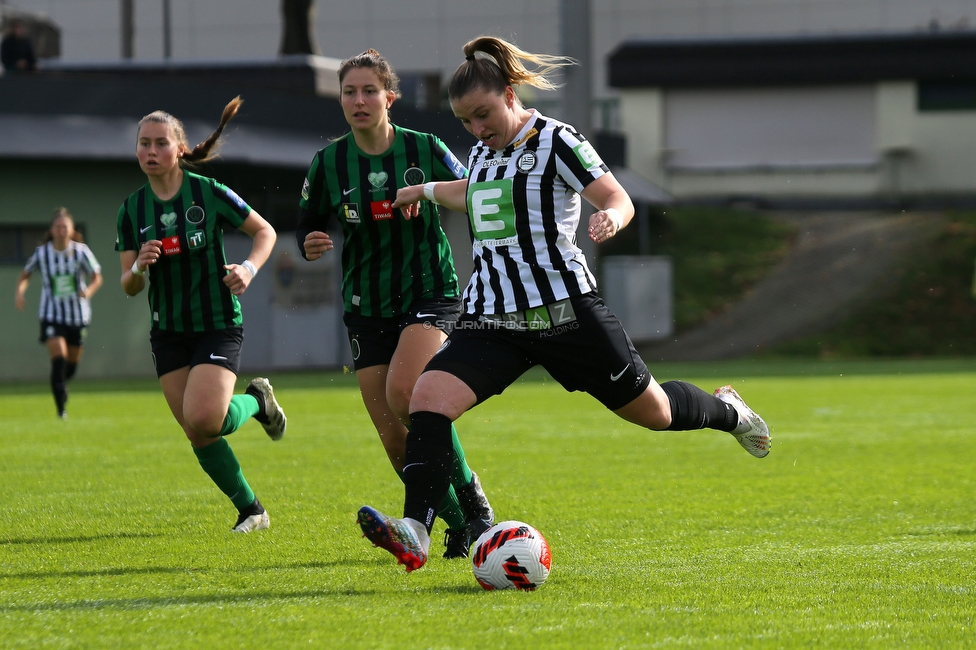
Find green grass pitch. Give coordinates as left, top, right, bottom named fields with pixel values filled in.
left=2, top=359, right=975, bottom=648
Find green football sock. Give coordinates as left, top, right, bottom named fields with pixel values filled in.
left=193, top=437, right=255, bottom=510
left=396, top=467, right=466, bottom=530
left=218, top=393, right=260, bottom=436
left=450, top=423, right=475, bottom=488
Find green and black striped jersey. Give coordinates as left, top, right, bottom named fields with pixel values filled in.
left=116, top=171, right=252, bottom=332
left=297, top=124, right=467, bottom=317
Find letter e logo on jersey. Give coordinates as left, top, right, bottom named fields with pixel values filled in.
left=471, top=188, right=506, bottom=232
left=468, top=179, right=517, bottom=240
left=573, top=141, right=602, bottom=172
left=163, top=235, right=182, bottom=256
left=371, top=200, right=393, bottom=220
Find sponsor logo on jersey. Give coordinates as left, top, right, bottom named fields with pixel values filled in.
left=342, top=203, right=361, bottom=223
left=481, top=157, right=511, bottom=169
left=160, top=211, right=177, bottom=229
left=162, top=235, right=182, bottom=256
left=403, top=166, right=426, bottom=186
left=511, top=127, right=538, bottom=149
left=473, top=235, right=519, bottom=248
left=442, top=149, right=467, bottom=179
left=185, top=205, right=205, bottom=225
left=371, top=200, right=394, bottom=220
left=573, top=140, right=602, bottom=171
left=301, top=177, right=310, bottom=201
left=223, top=187, right=248, bottom=210
left=516, top=150, right=537, bottom=174
left=186, top=229, right=206, bottom=250
left=468, top=179, right=517, bottom=241
left=52, top=274, right=76, bottom=298
left=367, top=171, right=388, bottom=191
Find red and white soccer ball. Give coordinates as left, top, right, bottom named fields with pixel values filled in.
left=471, top=521, right=552, bottom=591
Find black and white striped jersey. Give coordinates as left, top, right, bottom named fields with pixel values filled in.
left=23, top=241, right=101, bottom=326
left=461, top=110, right=608, bottom=316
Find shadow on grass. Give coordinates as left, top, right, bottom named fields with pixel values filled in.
left=0, top=589, right=381, bottom=613
left=0, top=559, right=366, bottom=582
left=0, top=531, right=162, bottom=546
left=901, top=527, right=976, bottom=538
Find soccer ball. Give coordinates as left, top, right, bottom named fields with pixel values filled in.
left=471, top=521, right=551, bottom=591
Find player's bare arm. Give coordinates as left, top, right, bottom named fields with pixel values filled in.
left=223, top=210, right=276, bottom=296
left=393, top=178, right=469, bottom=219
left=583, top=173, right=634, bottom=244
left=121, top=240, right=162, bottom=296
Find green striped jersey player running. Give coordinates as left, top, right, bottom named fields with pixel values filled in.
left=116, top=97, right=288, bottom=534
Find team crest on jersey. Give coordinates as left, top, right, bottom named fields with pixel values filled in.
left=368, top=171, right=388, bottom=191
left=342, top=203, right=361, bottom=223
left=185, top=205, right=205, bottom=225
left=404, top=166, right=426, bottom=186
left=160, top=211, right=178, bottom=229
left=516, top=150, right=537, bottom=174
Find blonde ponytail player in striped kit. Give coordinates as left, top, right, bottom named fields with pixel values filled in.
left=16, top=208, right=103, bottom=419
left=356, top=36, right=771, bottom=573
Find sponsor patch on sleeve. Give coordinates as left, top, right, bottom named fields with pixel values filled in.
left=573, top=140, right=603, bottom=172
left=442, top=149, right=467, bottom=179
left=221, top=186, right=249, bottom=211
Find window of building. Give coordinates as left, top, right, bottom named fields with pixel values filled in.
left=918, top=81, right=976, bottom=111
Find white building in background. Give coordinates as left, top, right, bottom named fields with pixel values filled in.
left=609, top=30, right=976, bottom=207
left=6, top=0, right=976, bottom=129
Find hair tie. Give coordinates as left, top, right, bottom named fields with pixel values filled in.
left=465, top=54, right=475, bottom=61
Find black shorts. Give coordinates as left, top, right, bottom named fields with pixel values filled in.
left=39, top=321, right=87, bottom=346
left=424, top=292, right=651, bottom=411
left=343, top=297, right=461, bottom=371
left=149, top=326, right=244, bottom=378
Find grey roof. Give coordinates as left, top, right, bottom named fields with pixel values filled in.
left=0, top=113, right=324, bottom=168
left=611, top=166, right=673, bottom=205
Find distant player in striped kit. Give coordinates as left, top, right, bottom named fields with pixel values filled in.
left=357, top=36, right=772, bottom=572
left=116, top=97, right=287, bottom=533
left=297, top=49, right=494, bottom=559
left=15, top=208, right=103, bottom=419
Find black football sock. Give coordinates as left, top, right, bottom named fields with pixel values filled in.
left=65, top=361, right=78, bottom=381
left=50, top=356, right=67, bottom=415
left=660, top=380, right=738, bottom=432
left=402, top=411, right=455, bottom=534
